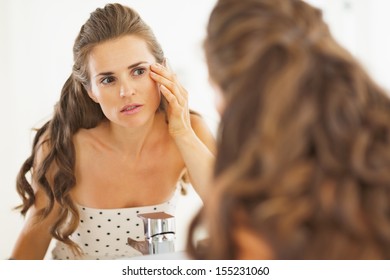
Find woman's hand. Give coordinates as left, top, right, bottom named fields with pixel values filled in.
left=150, top=60, right=216, bottom=200
left=149, top=61, right=191, bottom=137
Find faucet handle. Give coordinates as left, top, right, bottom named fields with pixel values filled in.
left=127, top=237, right=149, bottom=255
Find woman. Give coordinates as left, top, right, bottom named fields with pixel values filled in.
left=11, top=3, right=215, bottom=260
left=188, top=0, right=390, bottom=259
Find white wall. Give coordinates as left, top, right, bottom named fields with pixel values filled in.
left=307, top=0, right=390, bottom=92
left=0, top=0, right=218, bottom=259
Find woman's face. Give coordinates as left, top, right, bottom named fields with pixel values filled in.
left=87, top=35, right=161, bottom=128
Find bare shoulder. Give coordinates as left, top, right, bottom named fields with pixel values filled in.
left=190, top=111, right=217, bottom=154
left=73, top=127, right=96, bottom=143
left=73, top=126, right=104, bottom=149
left=190, top=111, right=211, bottom=132
left=73, top=124, right=112, bottom=160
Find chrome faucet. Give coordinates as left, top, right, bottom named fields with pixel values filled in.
left=127, top=212, right=175, bottom=255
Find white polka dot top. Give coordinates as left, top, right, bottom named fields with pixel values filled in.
left=51, top=187, right=180, bottom=260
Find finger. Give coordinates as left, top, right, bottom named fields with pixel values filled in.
left=160, top=85, right=189, bottom=116
left=178, top=84, right=188, bottom=99
left=150, top=70, right=175, bottom=89
left=150, top=64, right=185, bottom=98
left=160, top=84, right=181, bottom=108
left=150, top=63, right=175, bottom=81
left=150, top=71, right=186, bottom=105
left=162, top=62, right=188, bottom=101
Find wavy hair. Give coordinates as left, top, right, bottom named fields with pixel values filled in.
left=15, top=3, right=165, bottom=254
left=188, top=0, right=390, bottom=259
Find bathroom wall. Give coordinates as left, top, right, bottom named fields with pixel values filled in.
left=307, top=0, right=390, bottom=92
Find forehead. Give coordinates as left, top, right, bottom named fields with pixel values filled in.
left=88, top=35, right=156, bottom=72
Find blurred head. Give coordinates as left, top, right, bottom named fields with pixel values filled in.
left=188, top=0, right=390, bottom=259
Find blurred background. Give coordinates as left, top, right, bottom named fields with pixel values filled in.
left=1, top=0, right=390, bottom=259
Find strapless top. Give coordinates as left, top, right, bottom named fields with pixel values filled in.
left=51, top=187, right=180, bottom=260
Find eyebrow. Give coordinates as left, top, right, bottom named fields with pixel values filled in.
left=94, top=61, right=148, bottom=78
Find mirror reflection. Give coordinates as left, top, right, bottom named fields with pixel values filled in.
left=1, top=0, right=218, bottom=260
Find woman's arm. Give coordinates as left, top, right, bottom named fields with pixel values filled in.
left=10, top=190, right=59, bottom=259
left=149, top=62, right=216, bottom=200
left=10, top=137, right=59, bottom=260
left=172, top=113, right=216, bottom=199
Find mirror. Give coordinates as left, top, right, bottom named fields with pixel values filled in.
left=0, top=0, right=218, bottom=259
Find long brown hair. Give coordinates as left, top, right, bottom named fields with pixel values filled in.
left=188, top=0, right=390, bottom=259
left=15, top=3, right=165, bottom=254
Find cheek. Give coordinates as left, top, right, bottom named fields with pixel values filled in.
left=91, top=89, right=107, bottom=103
left=89, top=82, right=109, bottom=102
left=234, top=227, right=274, bottom=260
left=87, top=83, right=99, bottom=101
left=214, top=87, right=226, bottom=116
left=146, top=80, right=161, bottom=104
left=209, top=79, right=226, bottom=115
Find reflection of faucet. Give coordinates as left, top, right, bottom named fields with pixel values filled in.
left=127, top=212, right=175, bottom=255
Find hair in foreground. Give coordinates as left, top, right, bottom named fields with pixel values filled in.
left=187, top=0, right=390, bottom=259
left=15, top=3, right=164, bottom=254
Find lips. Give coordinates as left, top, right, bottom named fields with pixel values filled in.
left=120, top=104, right=143, bottom=114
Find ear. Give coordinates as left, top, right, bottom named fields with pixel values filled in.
left=87, top=88, right=99, bottom=103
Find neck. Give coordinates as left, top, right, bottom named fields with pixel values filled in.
left=104, top=113, right=162, bottom=160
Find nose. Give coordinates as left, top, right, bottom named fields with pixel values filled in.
left=119, top=80, right=135, bottom=98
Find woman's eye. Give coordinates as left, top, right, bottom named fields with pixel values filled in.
left=101, top=76, right=115, bottom=84
left=133, top=68, right=146, bottom=76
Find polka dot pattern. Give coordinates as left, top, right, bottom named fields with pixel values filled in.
left=51, top=187, right=179, bottom=260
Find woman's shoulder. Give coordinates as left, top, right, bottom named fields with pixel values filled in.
left=189, top=111, right=208, bottom=132
left=189, top=111, right=217, bottom=154
left=73, top=124, right=105, bottom=146
left=74, top=127, right=95, bottom=142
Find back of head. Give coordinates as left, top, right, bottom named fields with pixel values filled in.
left=188, top=0, right=390, bottom=259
